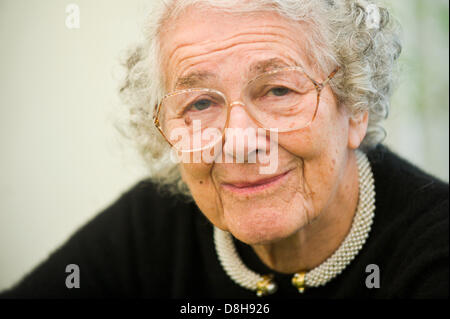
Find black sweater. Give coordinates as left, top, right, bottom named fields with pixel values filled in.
left=1, top=145, right=448, bottom=299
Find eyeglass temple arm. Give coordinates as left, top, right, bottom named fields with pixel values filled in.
left=153, top=103, right=162, bottom=127
left=319, top=66, right=340, bottom=90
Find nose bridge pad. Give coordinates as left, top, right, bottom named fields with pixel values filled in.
left=225, top=101, right=249, bottom=130
left=229, top=101, right=245, bottom=108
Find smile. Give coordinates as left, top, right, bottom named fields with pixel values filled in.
left=221, top=169, right=293, bottom=195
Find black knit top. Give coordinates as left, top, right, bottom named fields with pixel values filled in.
left=1, top=145, right=448, bottom=299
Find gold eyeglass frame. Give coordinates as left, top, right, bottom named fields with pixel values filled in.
left=153, top=65, right=340, bottom=149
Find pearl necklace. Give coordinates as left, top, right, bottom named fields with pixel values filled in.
left=214, top=150, right=376, bottom=296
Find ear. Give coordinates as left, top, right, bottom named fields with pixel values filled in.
left=348, top=110, right=369, bottom=149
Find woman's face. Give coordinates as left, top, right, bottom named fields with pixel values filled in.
left=160, top=7, right=366, bottom=245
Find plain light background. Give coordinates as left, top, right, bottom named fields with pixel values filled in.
left=0, top=0, right=448, bottom=291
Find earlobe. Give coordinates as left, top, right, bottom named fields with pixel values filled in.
left=348, top=111, right=369, bottom=149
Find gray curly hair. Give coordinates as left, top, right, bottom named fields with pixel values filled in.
left=119, top=0, right=402, bottom=196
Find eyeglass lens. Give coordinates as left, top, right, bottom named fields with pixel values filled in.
left=159, top=69, right=319, bottom=151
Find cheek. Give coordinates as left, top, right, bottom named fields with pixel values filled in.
left=180, top=163, right=225, bottom=227
left=279, top=127, right=320, bottom=158
left=180, top=163, right=217, bottom=199
left=278, top=94, right=349, bottom=159
left=275, top=97, right=350, bottom=215
left=180, top=162, right=212, bottom=182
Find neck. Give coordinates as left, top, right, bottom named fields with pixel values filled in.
left=251, top=151, right=360, bottom=274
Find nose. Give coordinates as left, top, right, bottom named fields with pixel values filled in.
left=225, top=102, right=257, bottom=130
left=222, top=102, right=267, bottom=163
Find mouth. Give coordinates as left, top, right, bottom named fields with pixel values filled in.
left=221, top=169, right=293, bottom=195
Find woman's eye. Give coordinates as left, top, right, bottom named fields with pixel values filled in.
left=268, top=87, right=291, bottom=97
left=191, top=99, right=212, bottom=111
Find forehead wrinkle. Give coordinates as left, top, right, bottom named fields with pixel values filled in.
left=168, top=35, right=303, bottom=82
left=163, top=20, right=305, bottom=64
left=164, top=22, right=315, bottom=91
left=165, top=24, right=302, bottom=67
left=166, top=32, right=269, bottom=68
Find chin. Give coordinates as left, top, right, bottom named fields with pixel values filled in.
left=224, top=210, right=305, bottom=245
left=230, top=226, right=299, bottom=246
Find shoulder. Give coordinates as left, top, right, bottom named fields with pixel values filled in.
left=82, top=180, right=198, bottom=245
left=365, top=145, right=449, bottom=298
left=367, top=144, right=448, bottom=225
left=0, top=180, right=198, bottom=298
left=367, top=144, right=448, bottom=205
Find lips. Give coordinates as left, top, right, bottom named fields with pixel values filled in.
left=221, top=169, right=293, bottom=195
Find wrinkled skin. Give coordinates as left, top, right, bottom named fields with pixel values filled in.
left=159, top=6, right=368, bottom=273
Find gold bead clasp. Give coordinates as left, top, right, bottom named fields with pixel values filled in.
left=292, top=271, right=307, bottom=294
left=256, top=274, right=277, bottom=297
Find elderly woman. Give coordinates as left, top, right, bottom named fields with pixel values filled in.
left=1, top=0, right=448, bottom=299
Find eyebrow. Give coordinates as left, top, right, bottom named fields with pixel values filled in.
left=174, top=71, right=217, bottom=90
left=173, top=58, right=294, bottom=90
left=248, top=58, right=293, bottom=77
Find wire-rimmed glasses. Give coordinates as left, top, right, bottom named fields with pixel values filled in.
left=153, top=66, right=339, bottom=152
